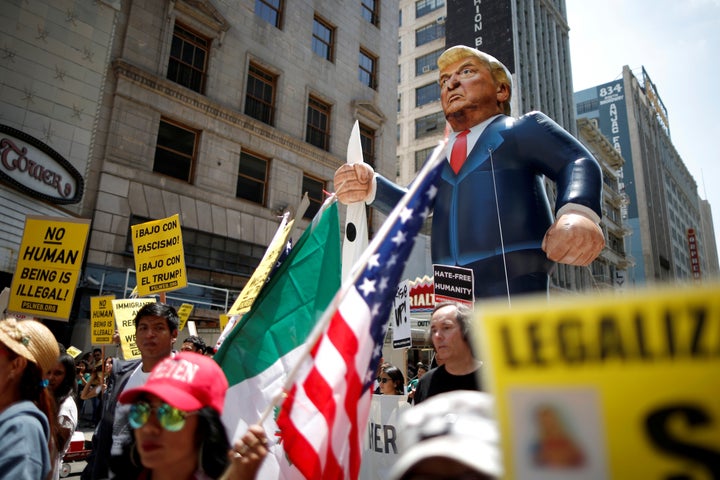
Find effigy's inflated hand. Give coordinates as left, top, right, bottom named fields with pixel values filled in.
left=333, top=163, right=374, bottom=204
left=542, top=213, right=605, bottom=266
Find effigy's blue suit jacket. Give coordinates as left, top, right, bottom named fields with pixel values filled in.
left=373, top=112, right=603, bottom=298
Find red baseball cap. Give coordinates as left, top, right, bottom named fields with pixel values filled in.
left=119, top=352, right=228, bottom=414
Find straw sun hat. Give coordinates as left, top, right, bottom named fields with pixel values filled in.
left=0, top=317, right=59, bottom=374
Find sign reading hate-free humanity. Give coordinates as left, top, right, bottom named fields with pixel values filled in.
left=472, top=282, right=720, bottom=480
left=9, top=216, right=90, bottom=321
left=131, top=214, right=187, bottom=297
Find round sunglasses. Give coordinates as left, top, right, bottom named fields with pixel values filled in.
left=128, top=401, right=197, bottom=432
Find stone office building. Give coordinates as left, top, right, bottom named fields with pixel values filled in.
left=0, top=0, right=399, bottom=347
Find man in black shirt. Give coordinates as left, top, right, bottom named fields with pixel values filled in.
left=413, top=302, right=481, bottom=404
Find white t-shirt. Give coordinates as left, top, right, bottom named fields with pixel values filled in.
left=110, top=364, right=151, bottom=458
left=53, top=396, right=78, bottom=480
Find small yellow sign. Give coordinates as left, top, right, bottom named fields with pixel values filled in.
left=131, top=214, right=186, bottom=297
left=472, top=282, right=720, bottom=480
left=9, top=216, right=91, bottom=321
left=66, top=346, right=82, bottom=358
left=90, top=295, right=116, bottom=344
left=112, top=298, right=155, bottom=360
left=219, top=313, right=230, bottom=331
left=227, top=219, right=294, bottom=316
left=177, top=303, right=194, bottom=331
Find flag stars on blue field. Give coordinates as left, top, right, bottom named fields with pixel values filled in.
left=368, top=253, right=381, bottom=269
left=400, top=206, right=413, bottom=224
left=359, top=277, right=375, bottom=296
left=391, top=230, right=407, bottom=247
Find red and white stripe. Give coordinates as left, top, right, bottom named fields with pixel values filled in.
left=278, top=287, right=375, bottom=479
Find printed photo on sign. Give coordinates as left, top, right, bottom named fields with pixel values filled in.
left=510, top=388, right=607, bottom=480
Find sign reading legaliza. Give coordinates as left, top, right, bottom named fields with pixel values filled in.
left=131, top=214, right=187, bottom=297
left=472, top=282, right=720, bottom=480
left=9, top=216, right=90, bottom=321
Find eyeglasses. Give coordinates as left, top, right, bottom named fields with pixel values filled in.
left=377, top=377, right=391, bottom=384
left=128, top=401, right=196, bottom=432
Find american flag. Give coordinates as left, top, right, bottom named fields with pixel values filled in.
left=276, top=140, right=447, bottom=479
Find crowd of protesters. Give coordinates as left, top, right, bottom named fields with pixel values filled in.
left=0, top=305, right=268, bottom=480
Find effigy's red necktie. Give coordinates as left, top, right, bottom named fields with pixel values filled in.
left=450, top=130, right=470, bottom=174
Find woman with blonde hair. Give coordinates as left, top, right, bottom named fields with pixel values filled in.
left=0, top=316, right=60, bottom=479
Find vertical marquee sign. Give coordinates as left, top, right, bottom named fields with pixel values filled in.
left=446, top=0, right=515, bottom=74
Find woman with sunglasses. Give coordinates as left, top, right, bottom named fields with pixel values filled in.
left=378, top=364, right=406, bottom=396
left=118, top=351, right=268, bottom=480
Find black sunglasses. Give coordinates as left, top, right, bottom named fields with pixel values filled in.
left=376, top=377, right=391, bottom=384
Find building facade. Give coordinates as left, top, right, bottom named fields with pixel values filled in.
left=574, top=118, right=632, bottom=291
left=1, top=0, right=399, bottom=347
left=575, top=66, right=717, bottom=285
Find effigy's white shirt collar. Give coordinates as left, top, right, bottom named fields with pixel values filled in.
left=445, top=114, right=503, bottom=161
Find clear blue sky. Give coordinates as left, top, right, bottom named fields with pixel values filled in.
left=566, top=0, right=720, bottom=261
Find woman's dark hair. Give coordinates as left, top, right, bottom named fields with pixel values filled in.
left=195, top=407, right=231, bottom=477
left=53, top=353, right=77, bottom=403
left=382, top=365, right=406, bottom=395
left=124, top=406, right=230, bottom=478
left=18, top=355, right=59, bottom=463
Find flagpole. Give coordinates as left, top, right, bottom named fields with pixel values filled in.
left=257, top=138, right=448, bottom=425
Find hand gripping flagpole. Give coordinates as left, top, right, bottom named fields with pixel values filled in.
left=257, top=137, right=449, bottom=425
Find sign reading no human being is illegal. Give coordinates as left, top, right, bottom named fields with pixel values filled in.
left=8, top=216, right=91, bottom=321
left=131, top=214, right=187, bottom=297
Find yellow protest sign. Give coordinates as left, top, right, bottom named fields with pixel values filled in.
left=472, top=282, right=720, bottom=479
left=112, top=298, right=155, bottom=360
left=219, top=313, right=230, bottom=331
left=90, top=295, right=116, bottom=344
left=177, top=303, right=194, bottom=331
left=66, top=346, right=82, bottom=358
left=131, top=214, right=186, bottom=297
left=9, top=216, right=90, bottom=321
left=227, top=218, right=294, bottom=316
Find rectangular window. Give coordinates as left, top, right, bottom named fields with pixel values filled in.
left=359, top=123, right=376, bottom=168
left=255, top=0, right=283, bottom=28
left=245, top=62, right=277, bottom=125
left=415, top=111, right=445, bottom=139
left=416, top=82, right=440, bottom=107
left=359, top=48, right=378, bottom=90
left=361, top=0, right=379, bottom=26
left=576, top=98, right=599, bottom=115
left=415, top=48, right=443, bottom=76
left=236, top=150, right=269, bottom=205
left=302, top=174, right=326, bottom=219
left=167, top=23, right=209, bottom=93
left=153, top=119, right=197, bottom=182
left=415, top=22, right=444, bottom=47
left=306, top=96, right=331, bottom=150
left=415, top=146, right=435, bottom=171
left=416, top=0, right=445, bottom=18
left=312, top=16, right=335, bottom=61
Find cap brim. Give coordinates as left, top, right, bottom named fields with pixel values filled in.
left=119, top=382, right=204, bottom=412
left=390, top=436, right=502, bottom=479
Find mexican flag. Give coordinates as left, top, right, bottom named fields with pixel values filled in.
left=214, top=201, right=341, bottom=479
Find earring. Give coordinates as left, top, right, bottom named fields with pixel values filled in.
left=130, top=442, right=141, bottom=468
left=197, top=441, right=205, bottom=475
